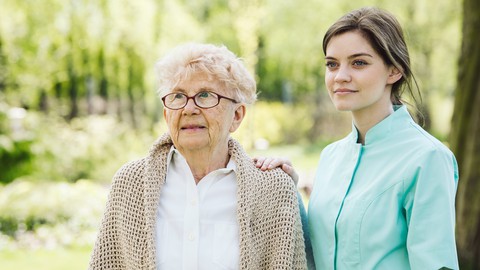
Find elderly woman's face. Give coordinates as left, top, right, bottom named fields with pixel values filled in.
left=163, top=72, right=245, bottom=153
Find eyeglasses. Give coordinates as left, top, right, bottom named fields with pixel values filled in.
left=161, top=91, right=239, bottom=110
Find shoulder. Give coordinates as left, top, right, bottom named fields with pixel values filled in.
left=404, top=123, right=456, bottom=160
left=113, top=158, right=147, bottom=183
left=318, top=135, right=352, bottom=160
left=112, top=133, right=172, bottom=185
left=236, top=154, right=296, bottom=191
left=228, top=138, right=297, bottom=195
left=397, top=124, right=459, bottom=187
left=106, top=158, right=148, bottom=199
left=255, top=167, right=297, bottom=191
left=240, top=167, right=300, bottom=218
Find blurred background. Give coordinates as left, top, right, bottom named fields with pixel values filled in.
left=1, top=0, right=478, bottom=269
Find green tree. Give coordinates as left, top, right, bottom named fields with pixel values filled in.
left=450, top=0, right=480, bottom=268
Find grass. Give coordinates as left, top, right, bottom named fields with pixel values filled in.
left=0, top=246, right=92, bottom=270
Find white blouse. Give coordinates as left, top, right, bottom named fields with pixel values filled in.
left=156, top=147, right=239, bottom=270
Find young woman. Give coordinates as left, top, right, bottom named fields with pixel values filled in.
left=256, top=7, right=459, bottom=269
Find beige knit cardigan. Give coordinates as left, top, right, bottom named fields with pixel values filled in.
left=89, top=133, right=307, bottom=269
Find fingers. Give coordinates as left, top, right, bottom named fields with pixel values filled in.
left=253, top=156, right=265, bottom=165
left=252, top=156, right=299, bottom=183
left=254, top=157, right=273, bottom=170
left=254, top=157, right=292, bottom=171
left=282, top=164, right=299, bottom=183
left=257, top=157, right=276, bottom=171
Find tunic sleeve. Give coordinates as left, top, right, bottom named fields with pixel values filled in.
left=403, top=148, right=459, bottom=269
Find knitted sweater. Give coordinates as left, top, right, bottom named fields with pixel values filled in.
left=89, top=134, right=307, bottom=269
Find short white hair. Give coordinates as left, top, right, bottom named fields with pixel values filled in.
left=155, top=43, right=257, bottom=104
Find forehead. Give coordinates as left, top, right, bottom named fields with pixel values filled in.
left=325, top=31, right=377, bottom=58
left=172, top=72, right=226, bottom=94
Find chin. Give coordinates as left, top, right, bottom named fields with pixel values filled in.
left=178, top=138, right=208, bottom=150
left=333, top=104, right=353, bottom=112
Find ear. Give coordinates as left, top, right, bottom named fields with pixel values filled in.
left=163, top=108, right=169, bottom=123
left=229, top=104, right=246, bottom=133
left=387, top=66, right=403, bottom=85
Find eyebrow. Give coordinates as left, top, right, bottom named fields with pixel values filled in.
left=171, top=87, right=213, bottom=93
left=325, top=53, right=374, bottom=60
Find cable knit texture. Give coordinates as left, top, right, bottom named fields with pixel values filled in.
left=89, top=133, right=307, bottom=269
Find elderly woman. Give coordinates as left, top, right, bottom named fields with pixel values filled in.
left=89, top=43, right=308, bottom=269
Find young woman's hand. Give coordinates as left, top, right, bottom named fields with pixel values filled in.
left=253, top=157, right=299, bottom=184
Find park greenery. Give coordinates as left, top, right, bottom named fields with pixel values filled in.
left=0, top=0, right=465, bottom=268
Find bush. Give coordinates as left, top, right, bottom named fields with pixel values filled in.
left=234, top=101, right=314, bottom=148
left=0, top=180, right=108, bottom=250
left=0, top=104, right=35, bottom=184
left=0, top=103, right=166, bottom=183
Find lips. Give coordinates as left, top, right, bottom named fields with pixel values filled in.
left=181, top=124, right=206, bottom=130
left=334, top=88, right=358, bottom=94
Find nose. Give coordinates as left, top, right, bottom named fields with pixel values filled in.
left=182, top=98, right=200, bottom=115
left=334, top=65, right=351, bottom=83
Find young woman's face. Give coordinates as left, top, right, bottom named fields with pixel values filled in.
left=324, top=31, right=401, bottom=116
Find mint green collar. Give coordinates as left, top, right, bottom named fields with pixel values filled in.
left=349, top=105, right=414, bottom=145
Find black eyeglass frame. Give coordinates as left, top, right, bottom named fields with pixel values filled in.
left=161, top=91, right=239, bottom=110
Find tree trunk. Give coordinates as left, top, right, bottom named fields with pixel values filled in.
left=98, top=48, right=108, bottom=114
left=0, top=37, right=6, bottom=91
left=450, top=0, right=480, bottom=268
left=38, top=89, right=48, bottom=113
left=86, top=75, right=94, bottom=115
left=68, top=62, right=79, bottom=120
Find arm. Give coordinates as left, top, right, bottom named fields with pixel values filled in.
left=89, top=173, right=125, bottom=270
left=298, top=191, right=316, bottom=270
left=404, top=149, right=459, bottom=270
left=89, top=159, right=147, bottom=270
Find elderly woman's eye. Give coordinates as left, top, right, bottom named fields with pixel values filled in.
left=173, top=93, right=185, bottom=99
left=197, top=91, right=213, bottom=99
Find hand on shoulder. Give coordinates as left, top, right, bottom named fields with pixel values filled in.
left=253, top=156, right=299, bottom=184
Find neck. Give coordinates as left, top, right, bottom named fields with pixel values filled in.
left=352, top=103, right=394, bottom=145
left=178, top=142, right=230, bottom=184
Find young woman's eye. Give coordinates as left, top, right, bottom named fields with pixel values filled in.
left=325, top=61, right=338, bottom=68
left=352, top=60, right=368, bottom=66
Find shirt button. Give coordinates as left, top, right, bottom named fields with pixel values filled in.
left=188, top=233, right=195, bottom=241
left=190, top=199, right=197, bottom=206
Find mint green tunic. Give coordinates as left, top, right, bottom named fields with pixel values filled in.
left=308, top=106, right=459, bottom=269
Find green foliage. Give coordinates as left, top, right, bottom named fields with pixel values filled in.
left=0, top=180, right=108, bottom=249
left=0, top=103, right=34, bottom=183
left=28, top=115, right=143, bottom=183
left=234, top=101, right=314, bottom=147
left=0, top=101, right=165, bottom=184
